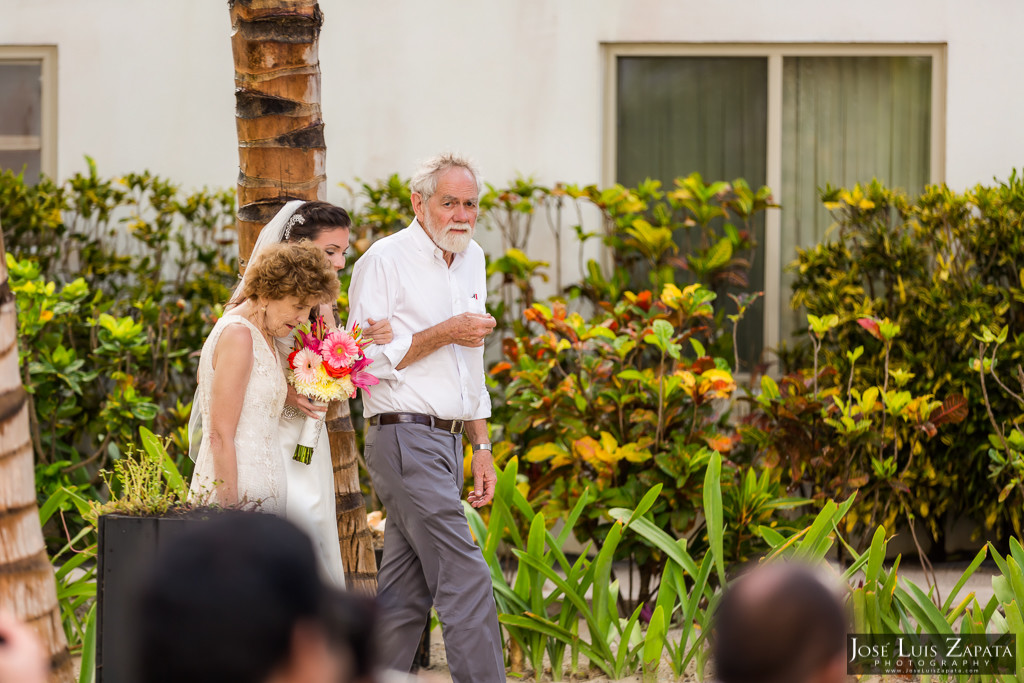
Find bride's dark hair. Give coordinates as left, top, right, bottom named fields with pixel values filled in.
left=284, top=201, right=352, bottom=242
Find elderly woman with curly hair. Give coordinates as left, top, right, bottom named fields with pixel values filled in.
left=189, top=241, right=340, bottom=512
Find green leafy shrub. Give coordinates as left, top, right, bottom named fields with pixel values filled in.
left=1, top=160, right=236, bottom=539
left=783, top=175, right=1024, bottom=546
left=974, top=325, right=1024, bottom=538
left=739, top=312, right=968, bottom=548
left=490, top=285, right=805, bottom=604
left=477, top=174, right=773, bottom=370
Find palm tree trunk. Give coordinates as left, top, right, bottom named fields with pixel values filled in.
left=230, top=0, right=327, bottom=264
left=0, top=229, right=73, bottom=682
left=230, top=0, right=377, bottom=589
left=326, top=399, right=378, bottom=595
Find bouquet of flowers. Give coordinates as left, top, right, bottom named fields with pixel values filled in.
left=287, top=315, right=379, bottom=464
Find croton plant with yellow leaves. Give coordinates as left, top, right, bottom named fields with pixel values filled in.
left=490, top=282, right=804, bottom=602
left=738, top=312, right=968, bottom=555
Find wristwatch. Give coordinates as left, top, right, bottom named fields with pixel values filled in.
left=472, top=443, right=492, bottom=453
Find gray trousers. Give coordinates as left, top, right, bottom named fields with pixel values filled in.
left=365, top=422, right=505, bottom=683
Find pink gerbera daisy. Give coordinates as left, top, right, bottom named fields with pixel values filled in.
left=322, top=330, right=359, bottom=370
left=291, top=347, right=323, bottom=384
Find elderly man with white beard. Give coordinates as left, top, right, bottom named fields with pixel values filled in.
left=347, top=152, right=504, bottom=682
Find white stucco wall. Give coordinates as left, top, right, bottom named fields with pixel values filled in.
left=2, top=0, right=1022, bottom=214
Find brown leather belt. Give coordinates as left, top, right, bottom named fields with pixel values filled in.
left=368, top=412, right=465, bottom=435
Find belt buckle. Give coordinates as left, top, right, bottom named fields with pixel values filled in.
left=449, top=419, right=464, bottom=434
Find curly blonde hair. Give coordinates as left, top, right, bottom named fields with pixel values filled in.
left=238, top=241, right=339, bottom=305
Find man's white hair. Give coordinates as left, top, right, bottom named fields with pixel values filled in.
left=410, top=152, right=482, bottom=201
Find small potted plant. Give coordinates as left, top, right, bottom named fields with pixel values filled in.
left=89, top=427, right=213, bottom=683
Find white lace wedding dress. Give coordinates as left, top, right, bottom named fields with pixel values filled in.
left=275, top=335, right=346, bottom=586
left=189, top=315, right=288, bottom=513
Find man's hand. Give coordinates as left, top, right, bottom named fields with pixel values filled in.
left=396, top=312, right=496, bottom=370
left=364, top=318, right=393, bottom=344
left=447, top=312, right=496, bottom=348
left=285, top=384, right=328, bottom=420
left=467, top=449, right=496, bottom=508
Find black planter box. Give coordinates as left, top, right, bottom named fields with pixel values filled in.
left=96, top=513, right=200, bottom=683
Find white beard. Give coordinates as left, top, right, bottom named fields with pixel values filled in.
left=435, top=223, right=474, bottom=253
left=423, top=209, right=475, bottom=253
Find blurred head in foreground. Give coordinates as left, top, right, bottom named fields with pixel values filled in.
left=0, top=611, right=48, bottom=683
left=711, top=562, right=847, bottom=683
left=136, top=511, right=376, bottom=683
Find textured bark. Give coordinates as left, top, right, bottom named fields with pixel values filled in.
left=326, top=399, right=378, bottom=596
left=0, top=229, right=74, bottom=681
left=230, top=0, right=377, bottom=590
left=229, top=0, right=327, bottom=265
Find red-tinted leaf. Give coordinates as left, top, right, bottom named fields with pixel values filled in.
left=857, top=317, right=882, bottom=340
left=489, top=362, right=512, bottom=376
left=815, top=366, right=839, bottom=382
left=929, top=393, right=969, bottom=426
left=690, top=356, right=716, bottom=374
left=501, top=338, right=519, bottom=361
left=524, top=307, right=546, bottom=324
left=551, top=320, right=578, bottom=342
left=706, top=434, right=734, bottom=453
left=665, top=255, right=689, bottom=270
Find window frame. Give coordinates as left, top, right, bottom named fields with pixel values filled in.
left=602, top=42, right=947, bottom=359
left=0, top=44, right=58, bottom=179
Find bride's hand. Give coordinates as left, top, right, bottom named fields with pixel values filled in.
left=364, top=318, right=393, bottom=345
left=286, top=384, right=328, bottom=419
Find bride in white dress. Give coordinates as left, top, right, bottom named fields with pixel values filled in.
left=188, top=242, right=340, bottom=514
left=230, top=200, right=391, bottom=586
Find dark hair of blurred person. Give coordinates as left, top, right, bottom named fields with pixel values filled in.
left=322, top=589, right=379, bottom=683
left=136, top=511, right=352, bottom=683
left=711, top=562, right=847, bottom=683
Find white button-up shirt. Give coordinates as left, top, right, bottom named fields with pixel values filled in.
left=347, top=219, right=490, bottom=422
